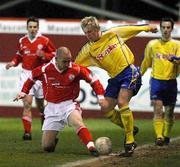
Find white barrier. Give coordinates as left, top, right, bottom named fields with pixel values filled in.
left=0, top=19, right=180, bottom=37
left=1, top=63, right=180, bottom=112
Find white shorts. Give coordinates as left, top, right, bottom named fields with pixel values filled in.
left=19, top=69, right=43, bottom=98
left=42, top=100, right=82, bottom=131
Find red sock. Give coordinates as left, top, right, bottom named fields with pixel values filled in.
left=22, top=116, right=32, bottom=133
left=77, top=127, right=93, bottom=145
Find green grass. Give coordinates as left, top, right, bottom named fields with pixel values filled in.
left=0, top=118, right=180, bottom=167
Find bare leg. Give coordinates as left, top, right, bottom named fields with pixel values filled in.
left=42, top=130, right=58, bottom=152
left=35, top=98, right=45, bottom=126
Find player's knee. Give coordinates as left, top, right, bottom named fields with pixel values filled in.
left=73, top=121, right=85, bottom=131
left=154, top=109, right=163, bottom=119
left=24, top=102, right=32, bottom=111
left=38, top=105, right=44, bottom=113
left=154, top=113, right=163, bottom=119
left=164, top=111, right=174, bottom=121
left=43, top=145, right=55, bottom=152
left=117, top=101, right=129, bottom=109
left=165, top=106, right=174, bottom=119
left=99, top=100, right=112, bottom=112
left=100, top=107, right=106, bottom=113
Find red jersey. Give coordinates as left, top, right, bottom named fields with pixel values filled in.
left=11, top=33, right=56, bottom=70
left=22, top=58, right=105, bottom=103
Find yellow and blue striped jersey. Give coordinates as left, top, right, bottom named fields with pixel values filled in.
left=75, top=25, right=152, bottom=78
left=141, top=39, right=180, bottom=80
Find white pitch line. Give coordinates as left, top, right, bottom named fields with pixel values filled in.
left=56, top=136, right=180, bottom=167
left=56, top=156, right=109, bottom=167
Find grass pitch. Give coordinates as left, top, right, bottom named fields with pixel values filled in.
left=0, top=118, right=180, bottom=167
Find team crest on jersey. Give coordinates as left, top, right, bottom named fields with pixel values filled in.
left=68, top=74, right=75, bottom=81
left=37, top=44, right=43, bottom=50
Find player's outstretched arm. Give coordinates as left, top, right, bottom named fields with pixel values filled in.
left=14, top=77, right=35, bottom=102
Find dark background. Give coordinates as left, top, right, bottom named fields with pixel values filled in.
left=0, top=0, right=179, bottom=21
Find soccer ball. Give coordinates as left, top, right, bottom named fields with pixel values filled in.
left=95, top=137, right=112, bottom=155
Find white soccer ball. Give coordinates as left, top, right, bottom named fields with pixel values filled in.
left=95, top=137, right=112, bottom=155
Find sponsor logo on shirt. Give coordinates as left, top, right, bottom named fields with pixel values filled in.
left=52, top=83, right=60, bottom=86
left=156, top=53, right=168, bottom=60
left=97, top=43, right=117, bottom=60
left=24, top=49, right=31, bottom=54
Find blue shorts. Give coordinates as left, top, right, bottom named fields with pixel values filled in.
left=105, top=65, right=142, bottom=98
left=150, top=77, right=177, bottom=106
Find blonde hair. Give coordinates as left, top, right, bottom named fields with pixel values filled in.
left=81, top=16, right=100, bottom=30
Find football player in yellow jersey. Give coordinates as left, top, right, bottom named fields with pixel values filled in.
left=141, top=17, right=180, bottom=146
left=75, top=16, right=157, bottom=156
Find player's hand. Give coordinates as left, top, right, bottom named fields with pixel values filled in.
left=168, top=55, right=180, bottom=61
left=5, top=62, right=15, bottom=70
left=13, top=92, right=26, bottom=101
left=149, top=25, right=158, bottom=33
left=163, top=54, right=173, bottom=61
left=36, top=50, right=45, bottom=59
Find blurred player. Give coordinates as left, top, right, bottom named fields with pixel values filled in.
left=14, top=47, right=104, bottom=156
left=141, top=17, right=180, bottom=146
left=75, top=16, right=157, bottom=156
left=5, top=16, right=56, bottom=140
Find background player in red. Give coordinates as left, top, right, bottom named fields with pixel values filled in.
left=5, top=16, right=56, bottom=140
left=14, top=47, right=105, bottom=156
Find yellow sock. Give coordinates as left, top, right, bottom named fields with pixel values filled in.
left=163, top=120, right=173, bottom=138
left=153, top=119, right=164, bottom=138
left=104, top=109, right=123, bottom=128
left=163, top=105, right=174, bottom=138
left=120, top=106, right=134, bottom=144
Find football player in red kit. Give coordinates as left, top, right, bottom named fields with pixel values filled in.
left=5, top=16, right=56, bottom=140
left=14, top=47, right=105, bottom=157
